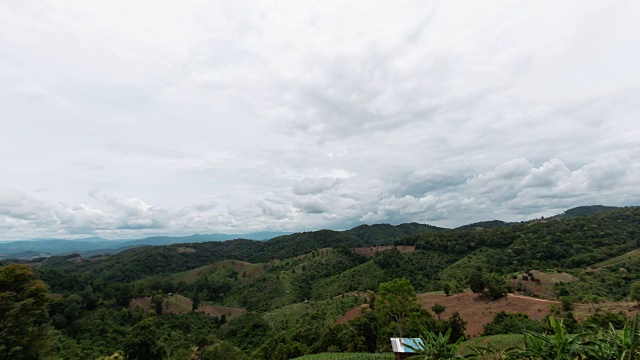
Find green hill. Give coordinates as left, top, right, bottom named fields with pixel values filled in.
left=38, top=223, right=442, bottom=283
left=6, top=206, right=640, bottom=359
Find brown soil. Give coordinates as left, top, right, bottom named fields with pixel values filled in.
left=129, top=296, right=153, bottom=313
left=129, top=295, right=190, bottom=315
left=573, top=301, right=640, bottom=322
left=353, top=245, right=416, bottom=257
left=335, top=306, right=363, bottom=325
left=419, top=293, right=558, bottom=338
left=163, top=295, right=192, bottom=314
left=335, top=292, right=558, bottom=338
left=198, top=304, right=247, bottom=320
left=177, top=247, right=196, bottom=253
left=508, top=270, right=577, bottom=300
left=67, top=256, right=83, bottom=263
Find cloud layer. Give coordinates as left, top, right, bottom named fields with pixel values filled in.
left=1, top=1, right=639, bottom=239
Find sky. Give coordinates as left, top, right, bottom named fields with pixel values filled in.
left=1, top=0, right=639, bottom=240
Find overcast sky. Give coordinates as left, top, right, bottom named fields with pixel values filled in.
left=1, top=0, right=639, bottom=240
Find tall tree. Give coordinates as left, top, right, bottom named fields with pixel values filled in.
left=0, top=264, right=52, bottom=360
left=468, top=269, right=486, bottom=296
left=375, top=278, right=420, bottom=337
left=431, top=303, right=446, bottom=321
left=630, top=281, right=640, bottom=308
left=124, top=317, right=167, bottom=360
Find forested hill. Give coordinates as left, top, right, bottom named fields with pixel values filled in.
left=454, top=205, right=619, bottom=230
left=456, top=220, right=510, bottom=230
left=4, top=205, right=640, bottom=359
left=553, top=205, right=619, bottom=219
left=37, top=222, right=443, bottom=283
left=395, top=206, right=640, bottom=274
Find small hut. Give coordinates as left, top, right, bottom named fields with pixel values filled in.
left=390, top=338, right=423, bottom=360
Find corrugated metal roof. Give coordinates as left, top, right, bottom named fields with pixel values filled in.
left=390, top=338, right=423, bottom=353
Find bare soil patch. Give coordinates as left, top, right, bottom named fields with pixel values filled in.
left=177, top=247, right=196, bottom=253
left=163, top=294, right=192, bottom=314
left=334, top=293, right=556, bottom=337
left=129, top=296, right=152, bottom=313
left=418, top=292, right=558, bottom=338
left=353, top=245, right=416, bottom=257
left=67, top=256, right=83, bottom=263
left=573, top=301, right=640, bottom=322
left=198, top=304, right=247, bottom=320
left=509, top=271, right=577, bottom=300
left=334, top=305, right=363, bottom=325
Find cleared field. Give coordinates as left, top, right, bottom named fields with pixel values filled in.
left=240, top=262, right=273, bottom=278
left=128, top=294, right=246, bottom=319
left=265, top=296, right=360, bottom=332
left=573, top=300, right=640, bottom=321
left=333, top=292, right=555, bottom=338
left=508, top=270, right=577, bottom=300
left=353, top=245, right=415, bottom=257
left=164, top=294, right=192, bottom=314
left=130, top=294, right=192, bottom=314
left=198, top=303, right=247, bottom=320
left=134, top=259, right=254, bottom=285
left=292, top=353, right=394, bottom=360
left=418, top=292, right=557, bottom=338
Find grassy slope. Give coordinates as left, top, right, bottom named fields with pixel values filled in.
left=311, top=261, right=385, bottom=299
left=134, top=259, right=256, bottom=286
left=592, top=248, right=640, bottom=268
left=458, top=334, right=523, bottom=355
left=292, top=354, right=394, bottom=360
left=263, top=296, right=361, bottom=333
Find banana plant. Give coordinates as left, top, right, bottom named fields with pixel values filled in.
left=405, top=327, right=465, bottom=360
left=465, top=343, right=517, bottom=359
left=582, top=313, right=640, bottom=360
left=516, top=316, right=588, bottom=360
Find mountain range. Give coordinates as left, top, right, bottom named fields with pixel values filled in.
left=0, top=231, right=291, bottom=259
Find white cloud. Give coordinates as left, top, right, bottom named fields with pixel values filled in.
left=1, top=0, right=639, bottom=239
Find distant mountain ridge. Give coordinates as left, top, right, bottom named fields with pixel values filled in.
left=0, top=205, right=620, bottom=259
left=455, top=205, right=620, bottom=230
left=0, top=231, right=291, bottom=259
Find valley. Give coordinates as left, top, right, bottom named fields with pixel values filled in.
left=2, top=205, right=640, bottom=359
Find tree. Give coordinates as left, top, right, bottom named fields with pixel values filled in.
left=405, top=327, right=464, bottom=359
left=192, top=293, right=201, bottom=312
left=484, top=274, right=508, bottom=299
left=442, top=282, right=451, bottom=296
left=630, top=281, right=640, bottom=307
left=201, top=341, right=247, bottom=360
left=124, top=317, right=167, bottom=360
left=467, top=270, right=486, bottom=296
left=375, top=278, right=420, bottom=337
left=443, top=312, right=467, bottom=343
left=0, top=264, right=52, bottom=360
left=482, top=311, right=542, bottom=336
left=431, top=303, right=446, bottom=321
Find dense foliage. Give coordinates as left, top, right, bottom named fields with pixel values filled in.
left=1, top=206, right=640, bottom=359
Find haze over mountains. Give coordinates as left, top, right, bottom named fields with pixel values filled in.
left=0, top=231, right=290, bottom=259
left=0, top=205, right=617, bottom=259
